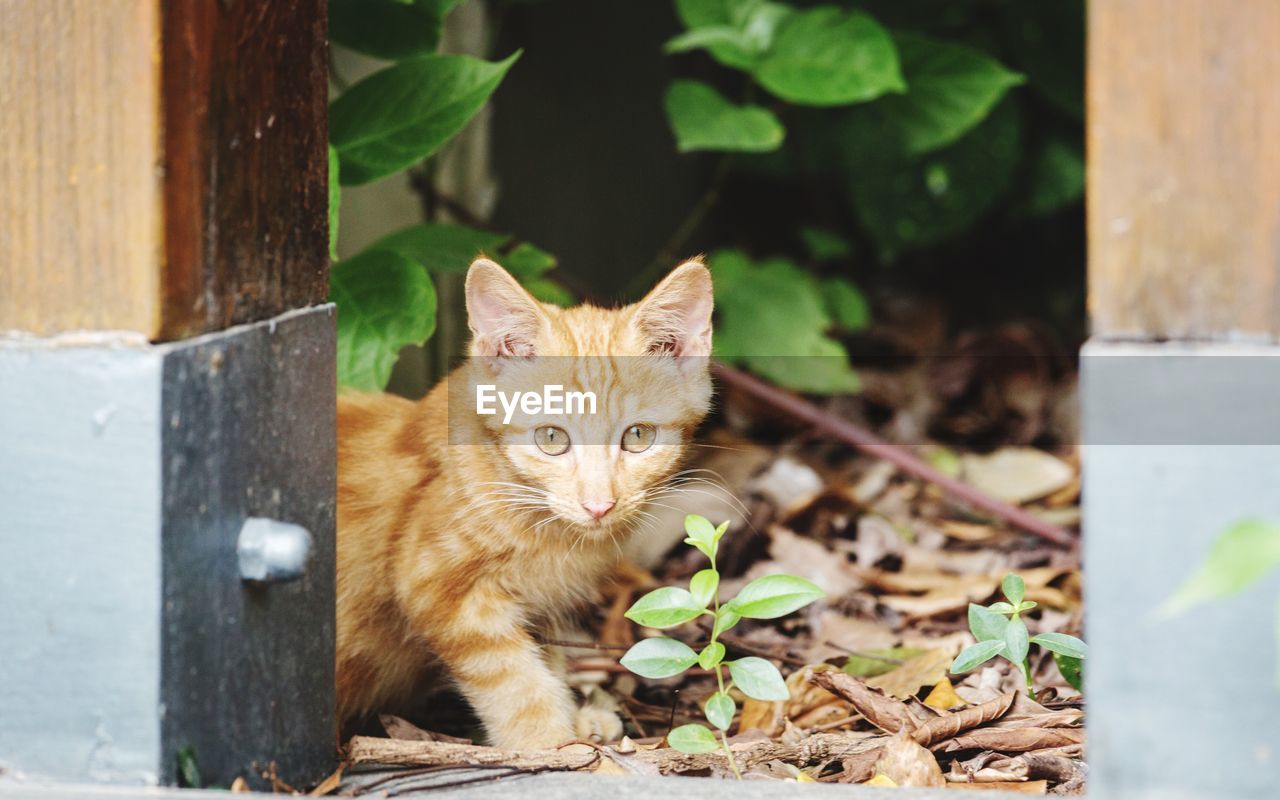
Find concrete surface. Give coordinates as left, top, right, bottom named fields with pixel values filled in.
left=0, top=772, right=1000, bottom=799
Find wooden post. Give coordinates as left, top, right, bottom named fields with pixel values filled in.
left=0, top=0, right=328, bottom=339
left=0, top=0, right=334, bottom=790
left=1084, top=3, right=1280, bottom=799
left=1088, top=0, right=1280, bottom=341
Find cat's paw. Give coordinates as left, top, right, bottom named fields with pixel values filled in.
left=574, top=703, right=623, bottom=743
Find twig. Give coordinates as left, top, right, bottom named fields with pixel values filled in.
left=347, top=732, right=883, bottom=776
left=710, top=362, right=1076, bottom=547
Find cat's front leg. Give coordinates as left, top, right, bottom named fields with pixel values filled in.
left=424, top=594, right=576, bottom=749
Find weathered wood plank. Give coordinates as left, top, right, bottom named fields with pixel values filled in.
left=0, top=0, right=329, bottom=339
left=160, top=0, right=329, bottom=339
left=1088, top=0, right=1280, bottom=340
left=0, top=0, right=162, bottom=335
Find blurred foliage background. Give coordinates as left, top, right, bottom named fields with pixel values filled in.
left=328, top=0, right=1084, bottom=396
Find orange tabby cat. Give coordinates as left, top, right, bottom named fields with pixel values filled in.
left=336, top=257, right=713, bottom=748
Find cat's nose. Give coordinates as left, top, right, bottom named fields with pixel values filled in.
left=581, top=499, right=616, bottom=520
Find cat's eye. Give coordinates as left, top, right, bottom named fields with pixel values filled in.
left=534, top=426, right=571, bottom=456
left=621, top=424, right=657, bottom=453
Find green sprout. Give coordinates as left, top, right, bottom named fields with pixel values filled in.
left=950, top=573, right=1088, bottom=700
left=619, top=514, right=825, bottom=778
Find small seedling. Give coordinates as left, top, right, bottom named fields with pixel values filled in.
left=950, top=573, right=1088, bottom=700
left=619, top=514, right=825, bottom=778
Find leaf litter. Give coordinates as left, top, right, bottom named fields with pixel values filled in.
left=338, top=321, right=1087, bottom=795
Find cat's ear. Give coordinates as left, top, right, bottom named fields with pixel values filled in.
left=633, top=258, right=714, bottom=359
left=465, top=257, right=547, bottom=358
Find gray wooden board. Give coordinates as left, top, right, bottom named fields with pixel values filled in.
left=0, top=306, right=336, bottom=789
left=1082, top=339, right=1280, bottom=800
left=158, top=307, right=337, bottom=788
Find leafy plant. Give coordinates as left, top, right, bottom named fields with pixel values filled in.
left=1162, top=519, right=1280, bottom=686
left=327, top=1, right=572, bottom=391
left=950, top=573, right=1087, bottom=699
left=619, top=514, right=825, bottom=777
left=655, top=0, right=1084, bottom=393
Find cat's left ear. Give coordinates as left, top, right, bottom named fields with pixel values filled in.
left=633, top=258, right=714, bottom=359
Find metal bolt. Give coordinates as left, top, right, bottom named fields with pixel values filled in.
left=237, top=517, right=313, bottom=583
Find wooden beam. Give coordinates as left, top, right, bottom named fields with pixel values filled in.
left=0, top=0, right=329, bottom=340
left=0, top=0, right=162, bottom=335
left=1088, top=0, right=1280, bottom=340
left=160, top=0, right=329, bottom=340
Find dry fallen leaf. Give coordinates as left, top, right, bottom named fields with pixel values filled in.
left=865, top=774, right=898, bottom=787
left=875, top=731, right=945, bottom=788
left=866, top=649, right=953, bottom=699
left=912, top=692, right=1016, bottom=747
left=923, top=679, right=966, bottom=710
left=809, top=668, right=915, bottom=734
left=960, top=448, right=1074, bottom=504
left=935, top=727, right=1085, bottom=753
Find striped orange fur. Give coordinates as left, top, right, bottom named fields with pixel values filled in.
left=336, top=258, right=714, bottom=748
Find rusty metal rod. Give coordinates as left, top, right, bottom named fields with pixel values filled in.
left=710, top=362, right=1076, bottom=547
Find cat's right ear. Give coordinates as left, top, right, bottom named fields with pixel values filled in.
left=465, top=257, right=547, bottom=359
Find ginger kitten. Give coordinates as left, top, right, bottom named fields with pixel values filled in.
left=335, top=257, right=714, bottom=748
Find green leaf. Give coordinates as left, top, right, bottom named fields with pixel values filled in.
left=753, top=6, right=904, bottom=107
left=704, top=692, right=736, bottom=731
left=799, top=226, right=851, bottom=263
left=684, top=514, right=719, bottom=560
left=1162, top=520, right=1280, bottom=617
left=1054, top=652, right=1083, bottom=692
left=951, top=640, right=1005, bottom=674
left=845, top=96, right=1022, bottom=261
left=690, top=569, right=719, bottom=609
left=664, top=26, right=753, bottom=58
left=728, top=656, right=789, bottom=701
left=620, top=637, right=699, bottom=679
left=502, top=242, right=557, bottom=279
left=710, top=250, right=861, bottom=393
left=331, top=52, right=519, bottom=186
left=1003, top=616, right=1029, bottom=665
left=714, top=520, right=730, bottom=541
left=625, top=587, right=705, bottom=629
left=664, top=80, right=784, bottom=154
left=880, top=32, right=1024, bottom=155
left=1017, top=601, right=1038, bottom=613
left=523, top=278, right=575, bottom=307
left=842, top=647, right=927, bottom=679
left=666, top=723, right=720, bottom=754
left=329, top=0, right=460, bottom=61
left=1030, top=632, right=1088, bottom=659
left=987, top=601, right=1015, bottom=615
left=968, top=603, right=1010, bottom=642
left=728, top=574, right=824, bottom=619
left=698, top=641, right=726, bottom=670
left=368, top=222, right=508, bottom=272
left=713, top=606, right=741, bottom=637
left=331, top=249, right=436, bottom=390
left=176, top=746, right=202, bottom=789
left=672, top=0, right=793, bottom=70
left=824, top=278, right=870, bottom=331
left=328, top=145, right=341, bottom=260
left=1002, top=573, right=1026, bottom=605
left=1024, top=137, right=1084, bottom=216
